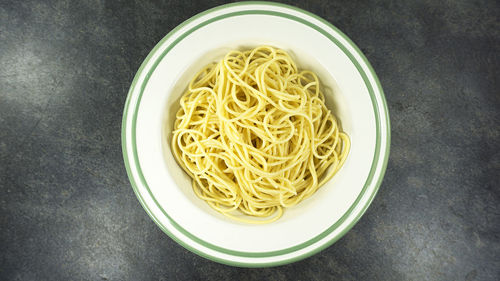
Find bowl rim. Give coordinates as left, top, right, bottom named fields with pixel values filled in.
left=122, top=1, right=391, bottom=267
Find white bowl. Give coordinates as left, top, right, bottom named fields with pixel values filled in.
left=122, top=2, right=390, bottom=267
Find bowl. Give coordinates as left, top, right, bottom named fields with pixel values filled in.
left=122, top=1, right=390, bottom=267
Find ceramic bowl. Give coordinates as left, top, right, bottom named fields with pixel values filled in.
left=122, top=1, right=390, bottom=267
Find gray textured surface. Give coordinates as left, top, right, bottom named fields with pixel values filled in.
left=1, top=0, right=499, bottom=280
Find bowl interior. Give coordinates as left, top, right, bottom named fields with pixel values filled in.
left=132, top=11, right=377, bottom=253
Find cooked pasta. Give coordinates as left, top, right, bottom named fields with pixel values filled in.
left=171, top=46, right=350, bottom=223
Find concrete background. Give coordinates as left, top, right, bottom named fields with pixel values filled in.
left=1, top=0, right=499, bottom=280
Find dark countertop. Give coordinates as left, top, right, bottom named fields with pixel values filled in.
left=1, top=0, right=499, bottom=280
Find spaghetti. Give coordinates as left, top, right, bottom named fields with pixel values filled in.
left=172, top=46, right=350, bottom=223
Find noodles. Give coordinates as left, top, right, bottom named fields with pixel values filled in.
left=171, top=46, right=350, bottom=224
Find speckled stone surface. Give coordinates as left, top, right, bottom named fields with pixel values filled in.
left=1, top=0, right=499, bottom=280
